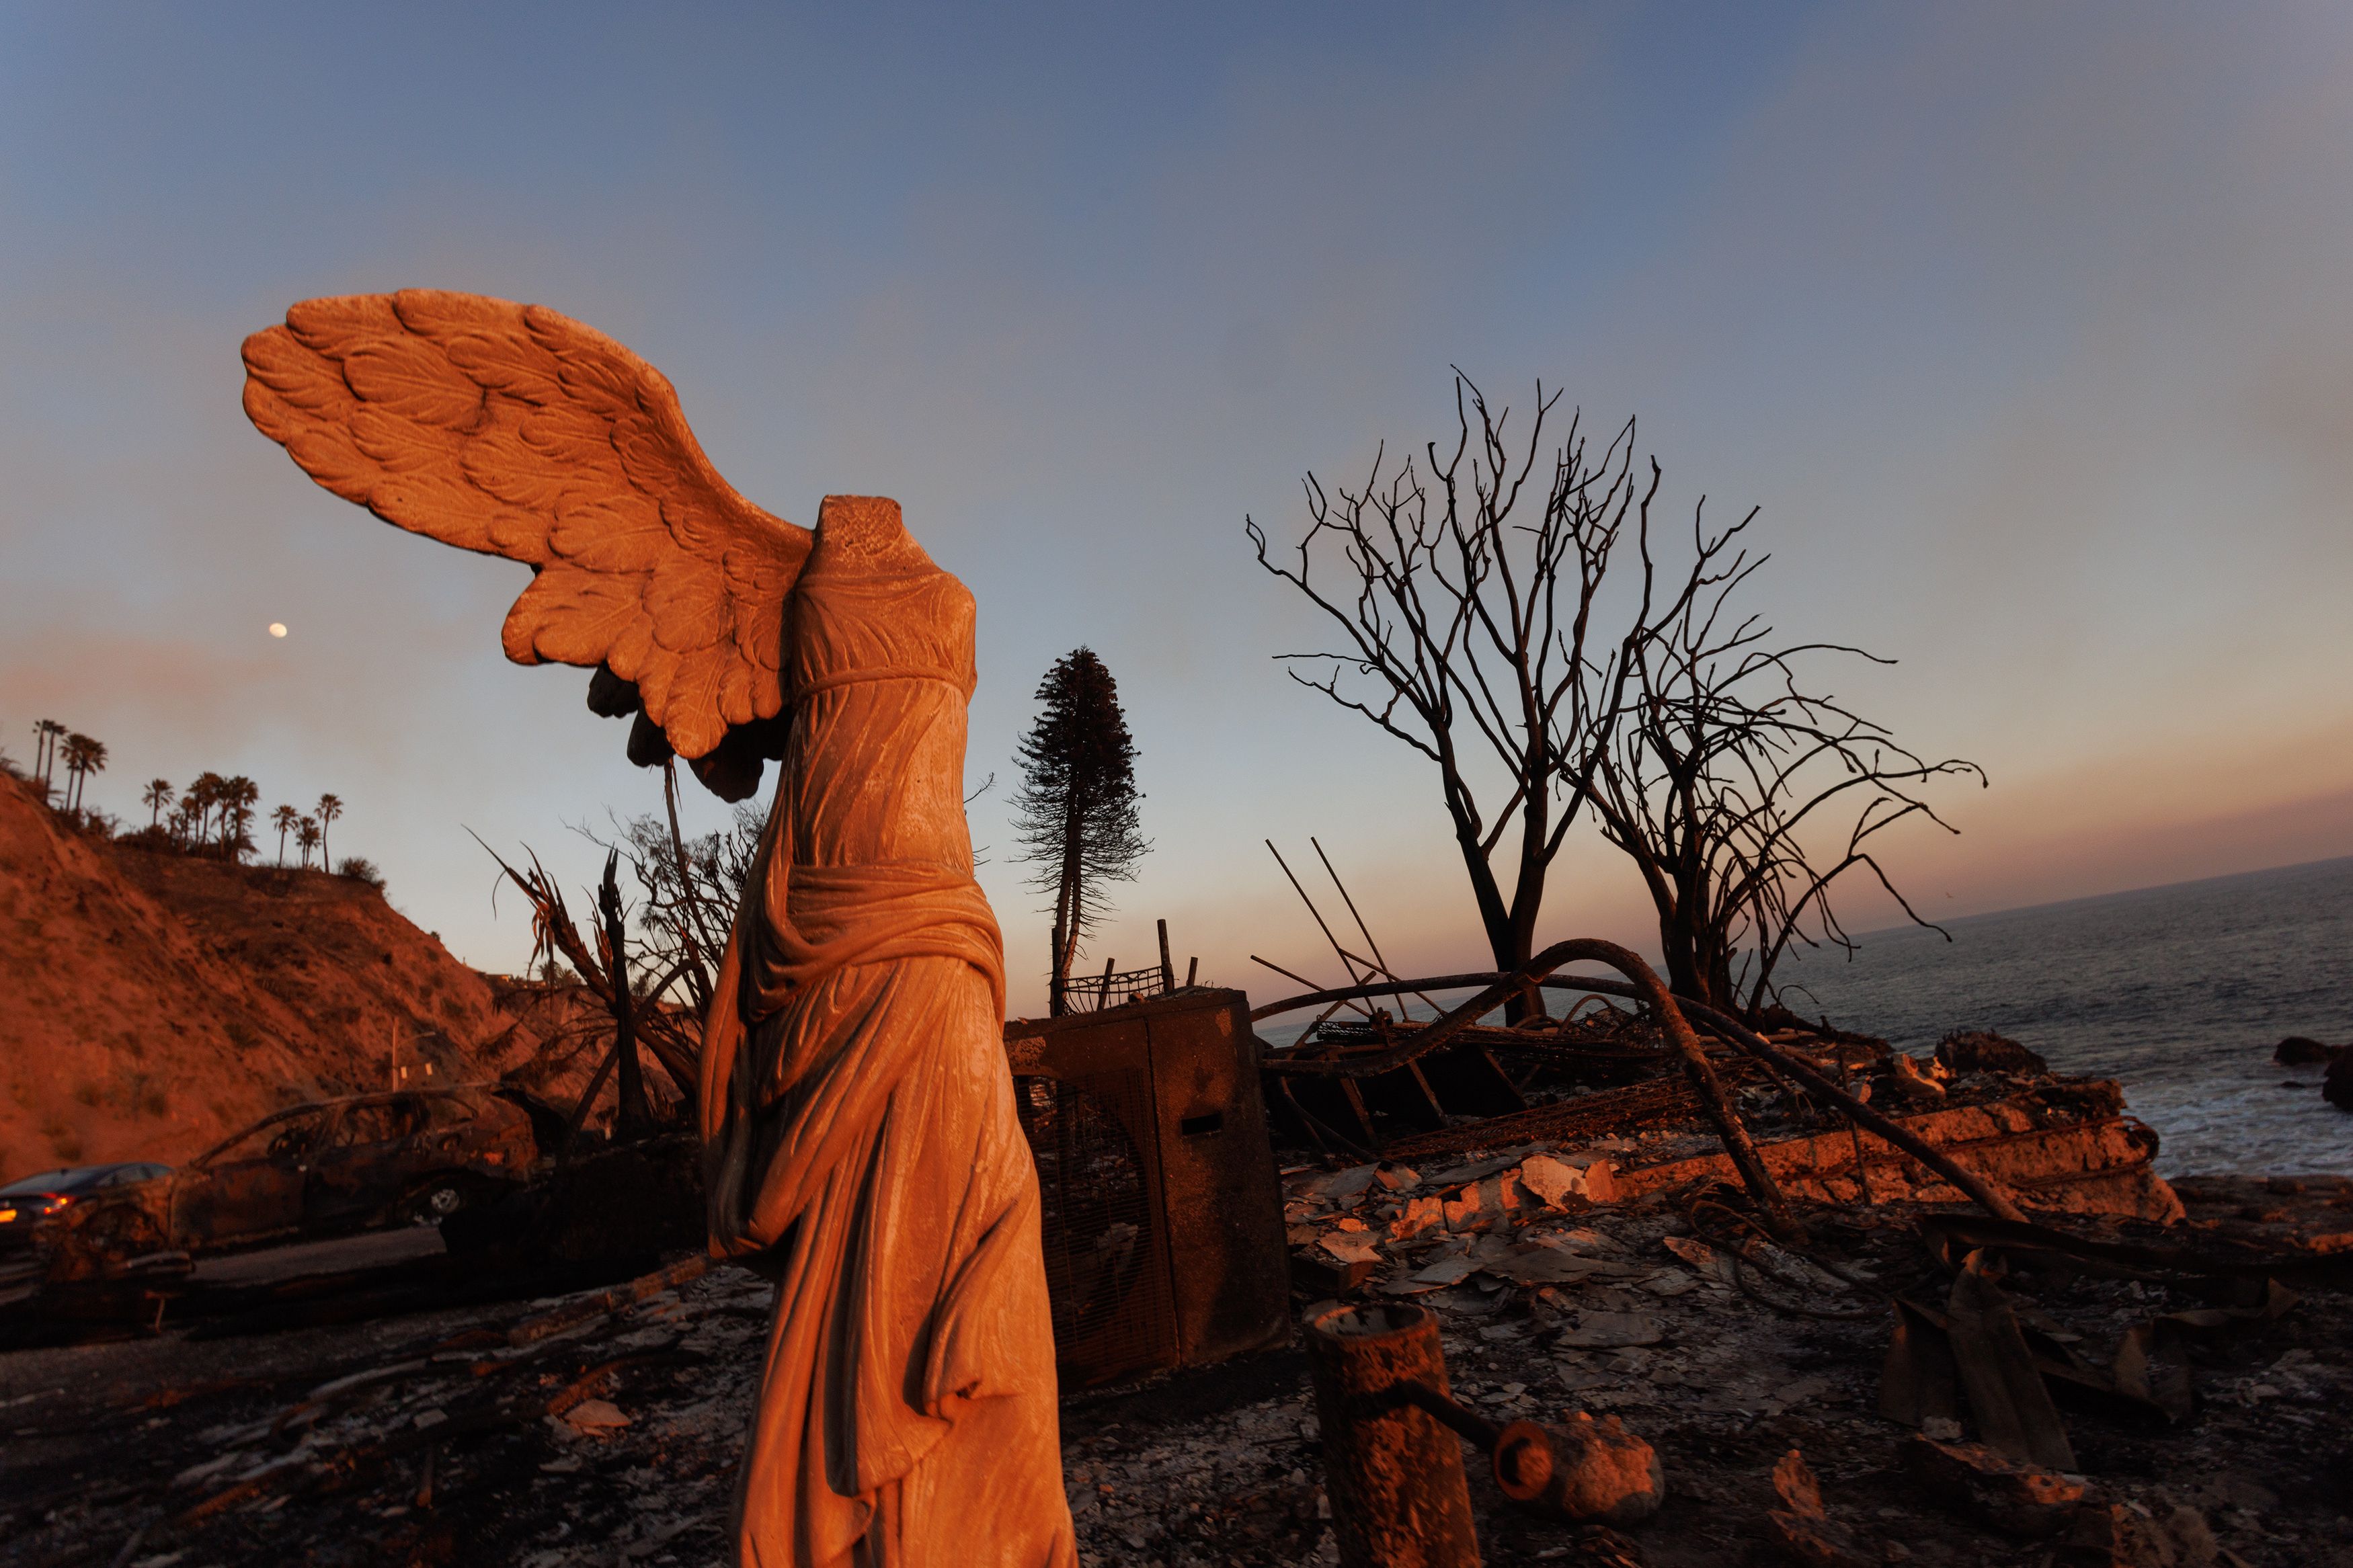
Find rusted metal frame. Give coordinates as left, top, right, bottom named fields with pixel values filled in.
left=1260, top=969, right=2031, bottom=1227
left=1275, top=1077, right=1380, bottom=1162
left=1251, top=953, right=1380, bottom=1022
left=1401, top=1060, right=1449, bottom=1126
left=1265, top=839, right=1380, bottom=999
left=1337, top=1079, right=1380, bottom=1152
left=1472, top=1048, right=1531, bottom=1111
left=1377, top=1065, right=1771, bottom=1163
left=1304, top=998, right=1354, bottom=1039
left=1254, top=968, right=1566, bottom=1023
left=1265, top=940, right=1797, bottom=1239
left=1058, top=962, right=1166, bottom=1012
left=1310, top=835, right=1446, bottom=1020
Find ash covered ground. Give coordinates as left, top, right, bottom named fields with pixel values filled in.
left=4, top=1175, right=2350, bottom=1568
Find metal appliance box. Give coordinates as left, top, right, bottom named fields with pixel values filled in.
left=1003, top=987, right=1289, bottom=1387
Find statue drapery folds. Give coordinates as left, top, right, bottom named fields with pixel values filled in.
left=243, top=292, right=1075, bottom=1567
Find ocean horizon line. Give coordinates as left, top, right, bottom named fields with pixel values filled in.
left=1845, top=851, right=2353, bottom=946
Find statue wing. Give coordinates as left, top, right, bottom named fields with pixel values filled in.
left=241, top=289, right=810, bottom=799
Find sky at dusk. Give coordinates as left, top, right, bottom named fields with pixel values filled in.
left=5, top=4, right=2350, bottom=1016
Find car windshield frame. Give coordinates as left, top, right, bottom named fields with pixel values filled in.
left=0, top=1166, right=116, bottom=1197
left=192, top=1108, right=335, bottom=1168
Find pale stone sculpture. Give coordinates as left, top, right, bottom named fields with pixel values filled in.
left=243, top=292, right=1077, bottom=1567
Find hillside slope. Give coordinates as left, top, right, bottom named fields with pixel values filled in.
left=0, top=774, right=604, bottom=1178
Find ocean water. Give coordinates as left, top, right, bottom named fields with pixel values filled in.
left=1786, top=856, right=2353, bottom=1178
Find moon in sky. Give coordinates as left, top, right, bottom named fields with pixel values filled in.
left=268, top=622, right=288, bottom=638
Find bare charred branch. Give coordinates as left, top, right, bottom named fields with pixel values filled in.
left=1585, top=499, right=1985, bottom=1015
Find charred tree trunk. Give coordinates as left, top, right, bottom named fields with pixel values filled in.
left=1049, top=792, right=1084, bottom=1016
left=598, top=852, right=655, bottom=1141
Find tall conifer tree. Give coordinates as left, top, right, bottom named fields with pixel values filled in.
left=1011, top=648, right=1147, bottom=1015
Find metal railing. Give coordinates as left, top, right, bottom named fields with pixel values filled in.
left=1055, top=964, right=1171, bottom=1013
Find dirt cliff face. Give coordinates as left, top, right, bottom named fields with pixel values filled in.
left=0, top=774, right=600, bottom=1179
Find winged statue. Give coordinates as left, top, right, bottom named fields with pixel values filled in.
left=242, top=291, right=1076, bottom=1567
left=242, top=290, right=806, bottom=799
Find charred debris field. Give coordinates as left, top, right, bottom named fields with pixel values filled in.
left=1, top=1179, right=2348, bottom=1567
left=3, top=1016, right=2350, bottom=1568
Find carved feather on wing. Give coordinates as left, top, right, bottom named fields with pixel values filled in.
left=241, top=290, right=810, bottom=799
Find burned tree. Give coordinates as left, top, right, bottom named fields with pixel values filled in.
left=1248, top=376, right=1646, bottom=1008
left=1252, top=374, right=1979, bottom=1019
left=1588, top=506, right=1984, bottom=1016
left=1011, top=648, right=1147, bottom=1016
left=481, top=836, right=707, bottom=1143
left=589, top=759, right=766, bottom=1017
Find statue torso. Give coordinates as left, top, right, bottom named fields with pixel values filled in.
left=782, top=557, right=979, bottom=873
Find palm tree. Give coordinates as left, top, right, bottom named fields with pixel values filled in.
left=33, top=720, right=65, bottom=801
left=315, top=793, right=343, bottom=869
left=78, top=737, right=108, bottom=814
left=271, top=803, right=301, bottom=865
left=55, top=736, right=82, bottom=810
left=61, top=733, right=106, bottom=813
left=142, top=779, right=174, bottom=828
left=296, top=815, right=320, bottom=868
left=184, top=772, right=225, bottom=852
left=224, top=776, right=260, bottom=862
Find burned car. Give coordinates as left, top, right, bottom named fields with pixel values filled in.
left=45, top=1089, right=541, bottom=1274
left=0, top=1163, right=172, bottom=1255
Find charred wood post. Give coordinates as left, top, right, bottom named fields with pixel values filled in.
left=1305, top=1300, right=1664, bottom=1555
left=1304, top=1303, right=1480, bottom=1568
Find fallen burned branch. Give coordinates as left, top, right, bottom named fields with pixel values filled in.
left=1265, top=940, right=1800, bottom=1239
left=1918, top=1212, right=2353, bottom=1286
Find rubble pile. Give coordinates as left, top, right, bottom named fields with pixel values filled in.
left=1259, top=1145, right=2353, bottom=1567
left=1365, top=1030, right=2178, bottom=1221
